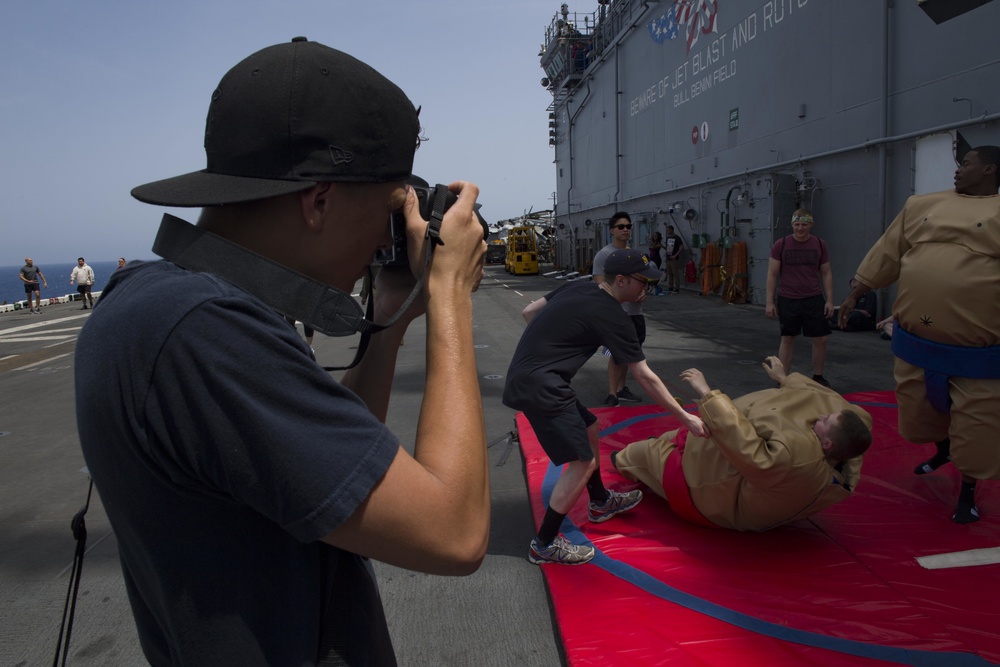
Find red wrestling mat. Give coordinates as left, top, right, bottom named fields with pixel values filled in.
left=518, top=392, right=1000, bottom=666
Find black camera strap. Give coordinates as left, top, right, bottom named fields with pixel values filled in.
left=151, top=187, right=449, bottom=369
left=52, top=478, right=93, bottom=667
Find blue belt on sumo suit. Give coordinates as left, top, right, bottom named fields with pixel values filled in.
left=891, top=320, right=1000, bottom=413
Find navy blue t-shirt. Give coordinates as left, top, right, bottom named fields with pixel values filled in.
left=75, top=260, right=399, bottom=665
left=503, top=281, right=644, bottom=414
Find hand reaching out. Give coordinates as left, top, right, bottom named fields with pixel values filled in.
left=680, top=368, right=710, bottom=398
left=762, top=355, right=786, bottom=383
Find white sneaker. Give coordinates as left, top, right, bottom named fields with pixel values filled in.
left=528, top=535, right=596, bottom=565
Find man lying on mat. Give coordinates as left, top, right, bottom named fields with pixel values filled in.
left=504, top=249, right=708, bottom=565
left=612, top=357, right=872, bottom=531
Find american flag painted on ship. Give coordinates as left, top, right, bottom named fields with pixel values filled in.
left=648, top=0, right=719, bottom=54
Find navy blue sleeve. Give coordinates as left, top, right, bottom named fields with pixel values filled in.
left=144, top=293, right=398, bottom=543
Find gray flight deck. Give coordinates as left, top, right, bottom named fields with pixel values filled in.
left=0, top=265, right=896, bottom=666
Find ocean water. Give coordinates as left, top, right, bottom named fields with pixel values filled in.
left=1, top=259, right=155, bottom=306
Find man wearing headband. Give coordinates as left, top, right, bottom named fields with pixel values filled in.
left=765, top=208, right=835, bottom=388
left=505, top=249, right=707, bottom=564
left=74, top=38, right=489, bottom=665
left=839, top=145, right=1000, bottom=524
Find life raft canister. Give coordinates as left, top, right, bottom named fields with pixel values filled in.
left=685, top=260, right=697, bottom=283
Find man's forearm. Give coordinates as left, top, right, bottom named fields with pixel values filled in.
left=633, top=365, right=688, bottom=421
left=847, top=280, right=872, bottom=301
left=340, top=319, right=410, bottom=422
left=419, top=293, right=485, bottom=460
left=414, top=289, right=489, bottom=538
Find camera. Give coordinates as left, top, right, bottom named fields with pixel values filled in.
left=373, top=176, right=489, bottom=267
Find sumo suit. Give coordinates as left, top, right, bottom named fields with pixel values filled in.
left=853, top=190, right=1000, bottom=481
left=613, top=373, right=872, bottom=531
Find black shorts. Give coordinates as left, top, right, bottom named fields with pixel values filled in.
left=523, top=400, right=598, bottom=466
left=24, top=282, right=38, bottom=294
left=77, top=284, right=92, bottom=295
left=777, top=294, right=830, bottom=337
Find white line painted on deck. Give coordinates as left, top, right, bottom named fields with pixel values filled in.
left=12, top=352, right=73, bottom=371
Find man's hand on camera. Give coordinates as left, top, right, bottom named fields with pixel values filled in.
left=374, top=181, right=484, bottom=321
left=762, top=355, right=786, bottom=383
left=403, top=181, right=485, bottom=296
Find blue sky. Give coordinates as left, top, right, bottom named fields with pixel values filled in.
left=0, top=0, right=558, bottom=266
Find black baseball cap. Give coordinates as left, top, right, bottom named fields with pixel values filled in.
left=131, top=37, right=420, bottom=207
left=604, top=249, right=663, bottom=281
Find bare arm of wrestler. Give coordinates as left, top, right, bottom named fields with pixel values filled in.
left=837, top=278, right=874, bottom=330
left=334, top=181, right=490, bottom=576
left=629, top=359, right=709, bottom=437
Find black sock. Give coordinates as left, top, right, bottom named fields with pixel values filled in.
left=914, top=438, right=951, bottom=475
left=953, top=480, right=980, bottom=524
left=537, top=506, right=567, bottom=546
left=959, top=480, right=976, bottom=505
left=586, top=469, right=609, bottom=505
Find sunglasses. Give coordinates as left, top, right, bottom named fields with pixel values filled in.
left=624, top=274, right=647, bottom=285
left=614, top=224, right=633, bottom=230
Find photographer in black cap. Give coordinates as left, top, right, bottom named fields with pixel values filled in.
left=503, top=249, right=707, bottom=565
left=75, top=37, right=488, bottom=665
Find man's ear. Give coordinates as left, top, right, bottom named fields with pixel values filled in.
left=299, top=183, right=335, bottom=231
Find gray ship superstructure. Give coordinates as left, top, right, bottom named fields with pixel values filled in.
left=540, top=0, right=1000, bottom=309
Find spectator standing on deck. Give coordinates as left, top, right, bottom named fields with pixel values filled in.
left=74, top=37, right=489, bottom=666
left=766, top=209, right=835, bottom=388
left=648, top=231, right=665, bottom=296
left=69, top=257, right=95, bottom=309
left=838, top=145, right=1000, bottom=524
left=504, top=249, right=707, bottom=565
left=593, top=212, right=646, bottom=406
left=663, top=225, right=684, bottom=293
left=19, top=258, right=47, bottom=314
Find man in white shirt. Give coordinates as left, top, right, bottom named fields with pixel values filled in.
left=69, top=257, right=95, bottom=309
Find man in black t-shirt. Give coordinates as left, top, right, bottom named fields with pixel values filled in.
left=504, top=250, right=708, bottom=565
left=19, top=258, right=47, bottom=314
